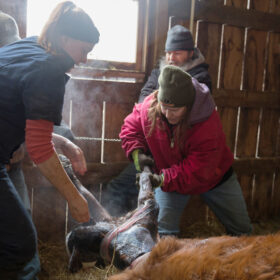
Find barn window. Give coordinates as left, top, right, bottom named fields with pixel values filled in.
left=27, top=0, right=147, bottom=76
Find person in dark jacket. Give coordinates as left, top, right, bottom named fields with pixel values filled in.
left=102, top=25, right=212, bottom=217
left=120, top=65, right=252, bottom=237
left=139, top=25, right=212, bottom=103
left=0, top=3, right=99, bottom=279
left=0, top=11, right=78, bottom=214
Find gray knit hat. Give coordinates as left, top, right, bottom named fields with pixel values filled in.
left=158, top=65, right=196, bottom=108
left=0, top=11, right=20, bottom=47
left=165, top=25, right=194, bottom=52
left=57, top=3, right=100, bottom=44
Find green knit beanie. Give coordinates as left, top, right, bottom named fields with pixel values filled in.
left=158, top=65, right=196, bottom=108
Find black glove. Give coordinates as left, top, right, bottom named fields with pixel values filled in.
left=132, top=149, right=154, bottom=172
left=135, top=173, right=164, bottom=189
left=135, top=173, right=141, bottom=189
left=148, top=173, right=164, bottom=188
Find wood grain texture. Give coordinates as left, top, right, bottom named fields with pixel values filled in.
left=218, top=25, right=244, bottom=151
left=252, top=172, right=274, bottom=220
left=258, top=109, right=280, bottom=157
left=225, top=0, right=248, bottom=9
left=213, top=89, right=280, bottom=108
left=236, top=29, right=266, bottom=157
left=196, top=21, right=222, bottom=90
left=74, top=139, right=101, bottom=163
left=271, top=171, right=280, bottom=215
left=233, top=157, right=280, bottom=173
left=271, top=0, right=280, bottom=14
left=265, top=32, right=280, bottom=93
left=193, top=1, right=280, bottom=32
left=250, top=0, right=271, bottom=12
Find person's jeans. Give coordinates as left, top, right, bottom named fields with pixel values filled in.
left=8, top=162, right=31, bottom=213
left=0, top=163, right=40, bottom=279
left=155, top=172, right=252, bottom=236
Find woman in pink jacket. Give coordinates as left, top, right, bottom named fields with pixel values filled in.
left=120, top=65, right=252, bottom=236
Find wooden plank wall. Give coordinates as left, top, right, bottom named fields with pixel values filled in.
left=172, top=0, right=280, bottom=227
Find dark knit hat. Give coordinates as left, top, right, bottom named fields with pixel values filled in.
left=165, top=25, right=194, bottom=52
left=57, top=4, right=100, bottom=44
left=0, top=11, right=20, bottom=47
left=158, top=65, right=196, bottom=108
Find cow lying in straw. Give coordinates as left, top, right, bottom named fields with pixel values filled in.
left=109, top=232, right=280, bottom=280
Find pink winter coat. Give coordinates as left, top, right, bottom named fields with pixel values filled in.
left=120, top=78, right=233, bottom=194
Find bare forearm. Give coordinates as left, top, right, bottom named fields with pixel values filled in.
left=37, top=151, right=90, bottom=222
left=25, top=120, right=89, bottom=222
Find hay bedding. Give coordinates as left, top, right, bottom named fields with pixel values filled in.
left=37, top=217, right=280, bottom=279
left=38, top=240, right=119, bottom=280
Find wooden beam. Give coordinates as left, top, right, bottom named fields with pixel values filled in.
left=233, top=157, right=280, bottom=174
left=79, top=157, right=280, bottom=185
left=179, top=1, right=280, bottom=32
left=213, top=89, right=280, bottom=108
left=69, top=67, right=146, bottom=83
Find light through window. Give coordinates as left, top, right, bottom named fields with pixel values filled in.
left=27, top=0, right=139, bottom=63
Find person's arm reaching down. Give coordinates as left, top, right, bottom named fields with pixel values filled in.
left=25, top=119, right=89, bottom=223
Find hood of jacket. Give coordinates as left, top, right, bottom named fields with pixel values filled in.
left=189, top=78, right=215, bottom=125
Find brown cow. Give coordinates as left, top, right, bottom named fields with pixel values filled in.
left=109, top=233, right=280, bottom=280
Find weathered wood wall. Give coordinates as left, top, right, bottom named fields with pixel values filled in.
left=171, top=0, right=280, bottom=228
left=1, top=0, right=279, bottom=241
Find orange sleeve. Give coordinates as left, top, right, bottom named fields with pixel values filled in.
left=25, top=119, right=55, bottom=164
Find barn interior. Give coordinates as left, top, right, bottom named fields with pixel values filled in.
left=0, top=0, right=280, bottom=279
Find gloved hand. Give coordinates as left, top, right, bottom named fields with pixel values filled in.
left=148, top=173, right=164, bottom=188
left=135, top=172, right=164, bottom=189
left=132, top=149, right=154, bottom=172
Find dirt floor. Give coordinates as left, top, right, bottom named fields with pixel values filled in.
left=37, top=217, right=280, bottom=280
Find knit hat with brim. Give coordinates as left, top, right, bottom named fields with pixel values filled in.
left=57, top=4, right=100, bottom=44
left=158, top=65, right=196, bottom=108
left=0, top=11, right=20, bottom=47
left=165, top=25, right=194, bottom=52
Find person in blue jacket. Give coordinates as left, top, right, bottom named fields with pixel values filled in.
left=0, top=2, right=99, bottom=279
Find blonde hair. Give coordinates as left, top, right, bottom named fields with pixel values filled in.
left=38, top=1, right=99, bottom=55
left=147, top=91, right=191, bottom=151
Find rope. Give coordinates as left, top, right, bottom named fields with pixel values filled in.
left=100, top=201, right=153, bottom=262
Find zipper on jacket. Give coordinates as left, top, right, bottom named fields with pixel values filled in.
left=168, top=124, right=175, bottom=149
left=170, top=135, right=174, bottom=148
left=163, top=117, right=175, bottom=149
